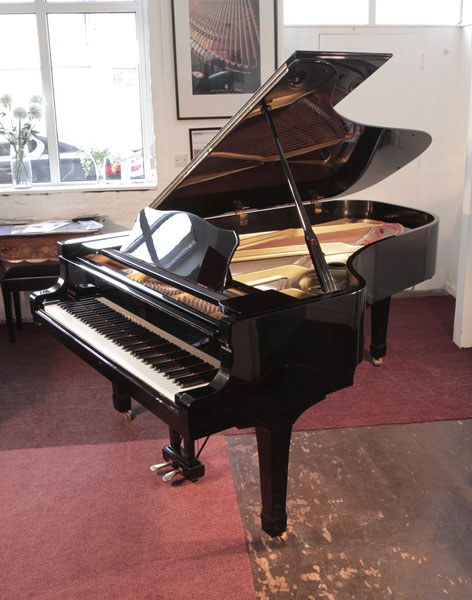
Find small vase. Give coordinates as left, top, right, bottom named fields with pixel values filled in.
left=10, top=145, right=32, bottom=189
left=94, top=158, right=107, bottom=185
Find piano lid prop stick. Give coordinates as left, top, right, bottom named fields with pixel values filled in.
left=261, top=102, right=337, bottom=293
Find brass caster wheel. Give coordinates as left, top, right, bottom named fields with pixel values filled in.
left=372, top=357, right=382, bottom=367
left=121, top=409, right=133, bottom=420
left=273, top=533, right=287, bottom=547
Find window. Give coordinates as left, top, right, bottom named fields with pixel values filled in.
left=284, top=0, right=463, bottom=26
left=0, top=0, right=154, bottom=189
left=376, top=0, right=461, bottom=25
left=284, top=0, right=369, bottom=26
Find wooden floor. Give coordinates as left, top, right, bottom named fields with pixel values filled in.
left=226, top=420, right=472, bottom=599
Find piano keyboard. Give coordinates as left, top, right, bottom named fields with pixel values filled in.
left=44, top=296, right=219, bottom=403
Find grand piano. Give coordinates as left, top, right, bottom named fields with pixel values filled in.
left=32, top=51, right=438, bottom=540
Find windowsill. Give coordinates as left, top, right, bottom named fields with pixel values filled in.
left=0, top=181, right=157, bottom=195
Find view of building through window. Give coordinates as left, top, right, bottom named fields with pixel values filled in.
left=0, top=0, right=151, bottom=188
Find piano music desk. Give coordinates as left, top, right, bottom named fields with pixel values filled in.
left=0, top=219, right=109, bottom=341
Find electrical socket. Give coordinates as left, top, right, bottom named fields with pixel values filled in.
left=175, top=153, right=189, bottom=168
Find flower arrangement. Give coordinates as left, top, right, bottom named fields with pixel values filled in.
left=0, top=93, right=44, bottom=187
left=79, top=147, right=120, bottom=183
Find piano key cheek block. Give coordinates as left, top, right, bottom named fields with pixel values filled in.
left=31, top=50, right=438, bottom=541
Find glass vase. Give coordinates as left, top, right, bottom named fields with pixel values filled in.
left=94, top=158, right=107, bottom=185
left=10, top=145, right=32, bottom=189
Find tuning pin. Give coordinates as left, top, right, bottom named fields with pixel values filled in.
left=149, top=461, right=171, bottom=472
left=162, top=468, right=181, bottom=482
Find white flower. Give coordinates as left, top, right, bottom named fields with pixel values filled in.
left=30, top=94, right=44, bottom=105
left=28, top=104, right=42, bottom=120
left=13, top=106, right=28, bottom=119
left=0, top=93, right=12, bottom=107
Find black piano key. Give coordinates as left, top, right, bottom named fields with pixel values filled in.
left=172, top=367, right=217, bottom=383
left=129, top=343, right=174, bottom=355
left=132, top=343, right=178, bottom=357
left=106, top=331, right=154, bottom=342
left=120, top=338, right=165, bottom=349
left=93, top=326, right=129, bottom=336
left=163, top=361, right=208, bottom=375
left=147, top=351, right=190, bottom=368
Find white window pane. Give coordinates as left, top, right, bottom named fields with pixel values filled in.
left=284, top=0, right=369, bottom=25
left=47, top=1, right=131, bottom=3
left=463, top=0, right=472, bottom=24
left=48, top=13, right=144, bottom=183
left=0, top=14, right=50, bottom=185
left=376, top=0, right=461, bottom=25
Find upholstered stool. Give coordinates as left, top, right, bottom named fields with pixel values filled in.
left=1, top=263, right=60, bottom=342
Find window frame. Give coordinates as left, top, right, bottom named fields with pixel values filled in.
left=283, top=0, right=465, bottom=27
left=0, top=0, right=155, bottom=190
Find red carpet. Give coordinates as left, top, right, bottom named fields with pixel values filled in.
left=0, top=436, right=256, bottom=600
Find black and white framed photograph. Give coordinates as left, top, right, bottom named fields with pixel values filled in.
left=172, top=0, right=277, bottom=119
left=189, top=127, right=221, bottom=158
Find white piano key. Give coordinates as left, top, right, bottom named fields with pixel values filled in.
left=44, top=297, right=219, bottom=403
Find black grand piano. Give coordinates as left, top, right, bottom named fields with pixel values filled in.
left=32, top=51, right=438, bottom=540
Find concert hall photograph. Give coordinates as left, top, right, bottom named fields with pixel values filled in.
left=1, top=1, right=472, bottom=599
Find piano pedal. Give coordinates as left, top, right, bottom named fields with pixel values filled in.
left=162, top=468, right=182, bottom=482
left=372, top=357, right=383, bottom=367
left=149, top=461, right=172, bottom=472
left=121, top=409, right=134, bottom=420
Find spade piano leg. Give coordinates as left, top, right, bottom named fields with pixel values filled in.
left=370, top=296, right=391, bottom=366
left=256, top=423, right=293, bottom=538
left=112, top=382, right=133, bottom=420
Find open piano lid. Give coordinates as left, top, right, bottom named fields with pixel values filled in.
left=151, top=51, right=432, bottom=219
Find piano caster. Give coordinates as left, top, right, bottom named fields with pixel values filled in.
left=273, top=533, right=287, bottom=547
left=372, top=357, right=383, bottom=367
left=121, top=409, right=133, bottom=420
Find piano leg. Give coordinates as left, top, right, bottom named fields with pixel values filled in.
left=370, top=296, right=391, bottom=366
left=112, top=383, right=133, bottom=420
left=256, top=423, right=292, bottom=538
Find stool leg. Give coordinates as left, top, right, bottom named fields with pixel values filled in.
left=13, top=291, right=22, bottom=330
left=1, top=287, right=16, bottom=343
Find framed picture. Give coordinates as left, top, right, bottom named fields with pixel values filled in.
left=189, top=128, right=221, bottom=159
left=172, top=0, right=277, bottom=119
